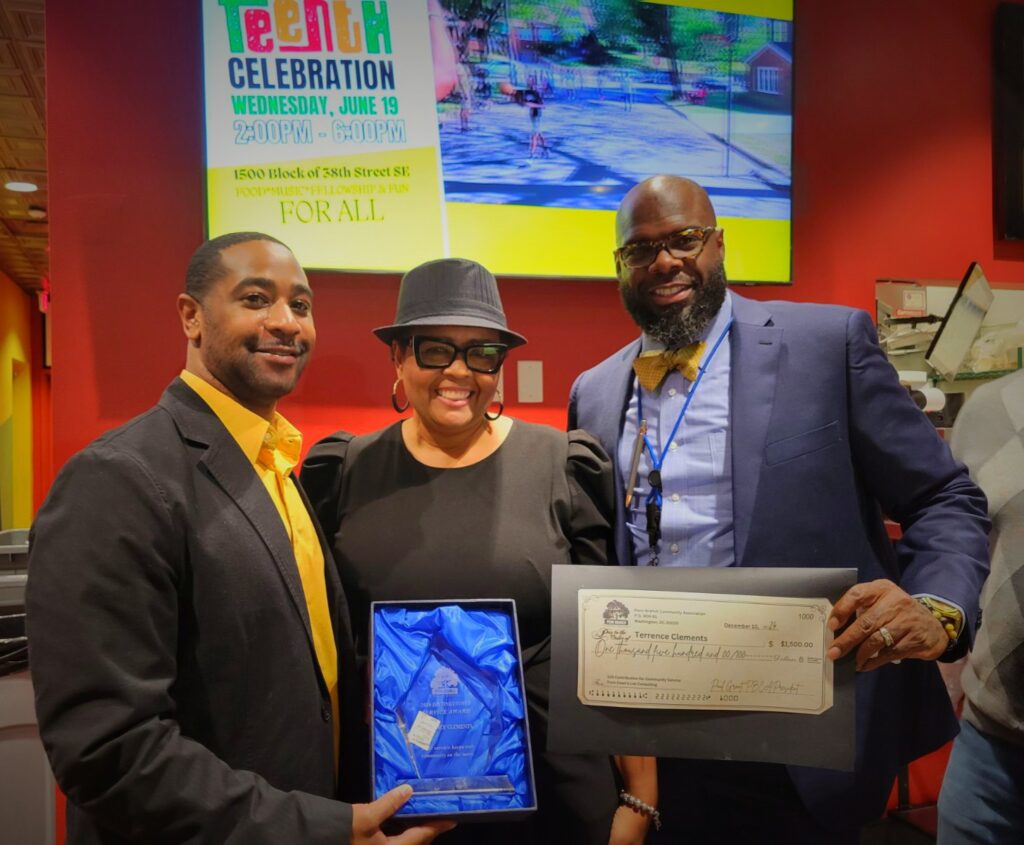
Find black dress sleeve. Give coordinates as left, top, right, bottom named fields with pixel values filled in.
left=300, top=431, right=355, bottom=544
left=565, top=429, right=617, bottom=566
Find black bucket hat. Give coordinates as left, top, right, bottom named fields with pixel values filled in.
left=373, top=257, right=527, bottom=348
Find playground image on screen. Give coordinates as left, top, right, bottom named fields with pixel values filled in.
left=431, top=0, right=792, bottom=281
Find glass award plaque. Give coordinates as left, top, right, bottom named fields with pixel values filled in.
left=371, top=600, right=536, bottom=820
left=394, top=635, right=513, bottom=795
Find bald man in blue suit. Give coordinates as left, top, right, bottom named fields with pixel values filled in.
left=568, top=176, right=990, bottom=843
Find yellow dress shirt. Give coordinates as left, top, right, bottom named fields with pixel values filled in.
left=180, top=371, right=339, bottom=758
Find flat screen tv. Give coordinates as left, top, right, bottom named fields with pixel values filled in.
left=202, top=0, right=793, bottom=280
left=995, top=2, right=1024, bottom=239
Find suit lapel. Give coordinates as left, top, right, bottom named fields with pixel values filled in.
left=729, top=295, right=782, bottom=566
left=201, top=439, right=315, bottom=637
left=599, top=340, right=642, bottom=565
left=592, top=339, right=642, bottom=452
left=160, top=380, right=315, bottom=645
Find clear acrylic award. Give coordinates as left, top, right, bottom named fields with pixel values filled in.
left=394, top=634, right=514, bottom=795
left=371, top=601, right=535, bottom=819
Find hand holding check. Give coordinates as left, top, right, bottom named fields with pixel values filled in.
left=826, top=579, right=948, bottom=672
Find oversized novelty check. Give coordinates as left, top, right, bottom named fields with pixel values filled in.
left=578, top=589, right=833, bottom=715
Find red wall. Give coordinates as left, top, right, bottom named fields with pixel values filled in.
left=46, top=0, right=1024, bottom=469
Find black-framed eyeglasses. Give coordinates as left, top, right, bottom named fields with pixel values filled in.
left=613, top=226, right=717, bottom=268
left=412, top=335, right=509, bottom=374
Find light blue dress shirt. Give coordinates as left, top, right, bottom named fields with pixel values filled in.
left=617, top=292, right=735, bottom=567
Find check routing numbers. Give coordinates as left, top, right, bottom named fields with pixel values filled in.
left=577, top=590, right=834, bottom=715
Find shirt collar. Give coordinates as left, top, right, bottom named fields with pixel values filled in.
left=179, top=370, right=302, bottom=474
left=641, top=290, right=733, bottom=353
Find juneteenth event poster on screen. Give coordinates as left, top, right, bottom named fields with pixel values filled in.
left=202, top=0, right=793, bottom=280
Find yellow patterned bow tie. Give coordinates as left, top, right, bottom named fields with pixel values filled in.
left=633, top=342, right=707, bottom=392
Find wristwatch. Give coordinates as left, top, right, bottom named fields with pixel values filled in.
left=915, top=595, right=964, bottom=649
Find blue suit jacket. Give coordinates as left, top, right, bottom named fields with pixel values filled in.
left=568, top=293, right=990, bottom=828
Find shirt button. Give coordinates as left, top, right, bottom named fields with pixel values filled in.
left=669, top=442, right=678, bottom=451
left=670, top=543, right=679, bottom=553
left=671, top=493, right=680, bottom=502
left=668, top=388, right=677, bottom=397
left=321, top=704, right=331, bottom=722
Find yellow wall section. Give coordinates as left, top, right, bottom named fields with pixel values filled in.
left=0, top=272, right=33, bottom=529
left=644, top=0, right=793, bottom=20
left=447, top=203, right=790, bottom=282
left=207, top=147, right=445, bottom=272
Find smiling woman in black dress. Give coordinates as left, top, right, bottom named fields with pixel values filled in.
left=302, top=258, right=656, bottom=845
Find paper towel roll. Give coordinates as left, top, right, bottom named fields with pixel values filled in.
left=918, top=387, right=946, bottom=413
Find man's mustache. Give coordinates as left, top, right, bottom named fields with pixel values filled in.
left=247, top=340, right=309, bottom=355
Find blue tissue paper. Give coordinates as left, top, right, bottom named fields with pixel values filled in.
left=371, top=601, right=535, bottom=818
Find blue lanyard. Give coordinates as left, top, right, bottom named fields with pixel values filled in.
left=636, top=318, right=733, bottom=508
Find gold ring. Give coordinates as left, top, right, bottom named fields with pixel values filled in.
left=879, top=626, right=895, bottom=648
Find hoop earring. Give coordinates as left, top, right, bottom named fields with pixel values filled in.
left=391, top=378, right=409, bottom=413
left=484, top=401, right=504, bottom=421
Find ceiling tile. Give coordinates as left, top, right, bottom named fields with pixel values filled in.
left=0, top=38, right=16, bottom=71
left=0, top=73, right=29, bottom=96
left=5, top=217, right=46, bottom=237
left=0, top=0, right=46, bottom=295
left=1, top=1, right=44, bottom=42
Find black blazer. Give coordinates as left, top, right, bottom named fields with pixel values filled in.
left=27, top=378, right=365, bottom=844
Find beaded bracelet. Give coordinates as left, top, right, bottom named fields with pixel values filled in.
left=619, top=789, right=662, bottom=831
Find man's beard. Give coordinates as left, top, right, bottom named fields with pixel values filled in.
left=619, top=261, right=727, bottom=348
